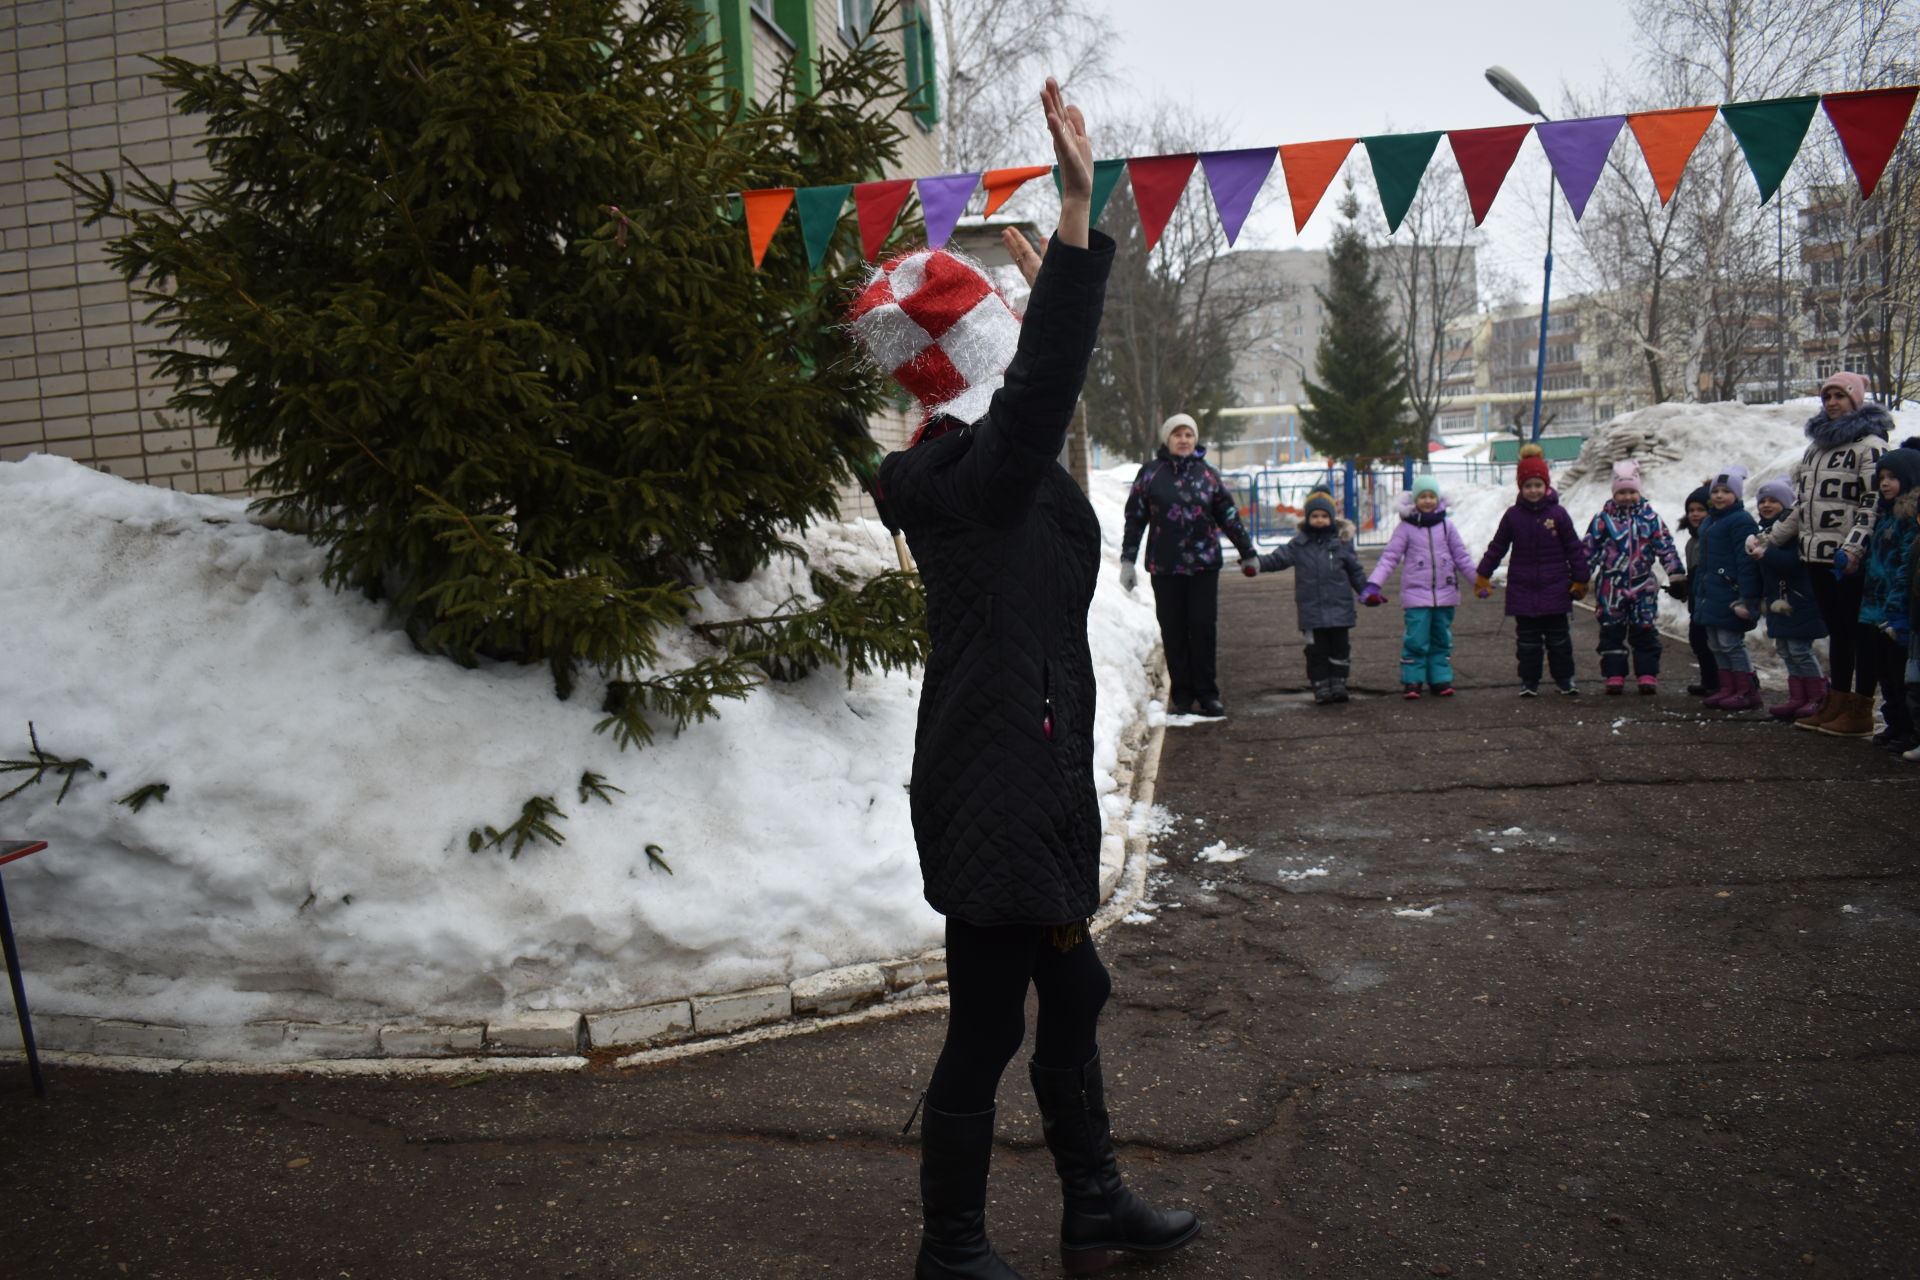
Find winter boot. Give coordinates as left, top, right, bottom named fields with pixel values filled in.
left=1718, top=670, right=1763, bottom=712
left=1638, top=675, right=1659, bottom=695
left=1403, top=683, right=1423, bottom=700
left=1768, top=675, right=1803, bottom=719
left=915, top=1104, right=1030, bottom=1280
left=1700, top=673, right=1735, bottom=708
left=1605, top=676, right=1626, bottom=695
left=1311, top=681, right=1336, bottom=706
left=1794, top=686, right=1842, bottom=730
left=1329, top=679, right=1350, bottom=703
left=1816, top=691, right=1877, bottom=738
left=1028, top=1055, right=1200, bottom=1275
left=1433, top=684, right=1456, bottom=697
left=1791, top=676, right=1830, bottom=719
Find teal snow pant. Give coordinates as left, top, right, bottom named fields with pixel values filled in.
left=1400, top=605, right=1457, bottom=687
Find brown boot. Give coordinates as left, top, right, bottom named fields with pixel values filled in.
left=1816, top=691, right=1877, bottom=738
left=1794, top=688, right=1843, bottom=731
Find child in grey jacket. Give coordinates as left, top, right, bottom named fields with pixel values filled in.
left=1244, top=488, right=1368, bottom=703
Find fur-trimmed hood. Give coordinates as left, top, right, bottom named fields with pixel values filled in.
left=1804, top=400, right=1894, bottom=448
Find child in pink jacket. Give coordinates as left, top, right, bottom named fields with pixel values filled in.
left=1363, top=473, right=1478, bottom=698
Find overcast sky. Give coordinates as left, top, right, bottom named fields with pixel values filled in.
left=1084, top=0, right=1647, bottom=295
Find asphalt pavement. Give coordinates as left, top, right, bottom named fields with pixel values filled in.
left=3, top=561, right=1917, bottom=1279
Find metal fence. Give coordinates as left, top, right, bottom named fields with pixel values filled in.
left=1218, top=459, right=1514, bottom=549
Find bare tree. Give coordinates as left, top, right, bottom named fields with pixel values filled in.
left=931, top=0, right=1113, bottom=179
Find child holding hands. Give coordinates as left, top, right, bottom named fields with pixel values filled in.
left=1581, top=460, right=1685, bottom=694
left=1363, top=473, right=1477, bottom=698
left=1749, top=475, right=1829, bottom=719
left=1245, top=488, right=1367, bottom=704
left=1694, top=465, right=1765, bottom=711
left=1475, top=444, right=1591, bottom=696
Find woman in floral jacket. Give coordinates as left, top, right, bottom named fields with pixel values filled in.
left=1119, top=414, right=1255, bottom=716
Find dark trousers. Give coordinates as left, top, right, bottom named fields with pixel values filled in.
left=1514, top=613, right=1575, bottom=685
left=926, top=918, right=1111, bottom=1115
left=1304, top=626, right=1352, bottom=684
left=1151, top=569, right=1220, bottom=706
left=1688, top=621, right=1719, bottom=687
left=1597, top=618, right=1662, bottom=678
left=1809, top=570, right=1870, bottom=692
left=1866, top=631, right=1913, bottom=737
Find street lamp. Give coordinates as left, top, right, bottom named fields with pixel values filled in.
left=1486, top=65, right=1554, bottom=442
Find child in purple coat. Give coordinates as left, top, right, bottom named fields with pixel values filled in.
left=1363, top=473, right=1477, bottom=698
left=1475, top=443, right=1592, bottom=696
left=1581, top=459, right=1685, bottom=695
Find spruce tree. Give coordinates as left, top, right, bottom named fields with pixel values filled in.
left=1299, top=181, right=1411, bottom=460
left=68, top=0, right=929, bottom=747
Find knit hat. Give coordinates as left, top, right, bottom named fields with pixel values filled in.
left=1610, top=459, right=1643, bottom=497
left=1756, top=474, right=1795, bottom=509
left=1303, top=489, right=1338, bottom=522
left=1411, top=472, right=1442, bottom=499
left=845, top=247, right=1021, bottom=437
left=1162, top=412, right=1199, bottom=443
left=1817, top=370, right=1870, bottom=414
left=1516, top=442, right=1550, bottom=489
left=1874, top=446, right=1920, bottom=497
left=1711, top=464, right=1749, bottom=498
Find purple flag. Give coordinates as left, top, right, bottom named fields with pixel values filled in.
left=1534, top=116, right=1626, bottom=220
left=1199, top=147, right=1277, bottom=246
left=916, top=172, right=980, bottom=250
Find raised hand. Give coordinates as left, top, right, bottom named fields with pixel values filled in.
left=1041, top=77, right=1091, bottom=248
left=1002, top=226, right=1045, bottom=288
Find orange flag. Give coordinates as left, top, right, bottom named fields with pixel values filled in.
left=742, top=187, right=795, bottom=268
left=1278, top=139, right=1357, bottom=232
left=981, top=165, right=1053, bottom=217
left=1626, top=107, right=1718, bottom=204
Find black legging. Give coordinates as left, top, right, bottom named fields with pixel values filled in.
left=926, top=918, right=1111, bottom=1114
left=1809, top=568, right=1871, bottom=693
left=1150, top=570, right=1221, bottom=705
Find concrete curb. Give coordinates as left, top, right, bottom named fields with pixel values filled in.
left=6, top=693, right=1168, bottom=1078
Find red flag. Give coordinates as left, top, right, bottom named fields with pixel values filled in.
left=981, top=164, right=1053, bottom=217
left=1278, top=139, right=1356, bottom=233
left=742, top=187, right=795, bottom=269
left=853, top=179, right=915, bottom=260
left=1446, top=125, right=1532, bottom=226
left=1126, top=153, right=1197, bottom=252
left=1821, top=85, right=1919, bottom=198
left=1626, top=106, right=1718, bottom=204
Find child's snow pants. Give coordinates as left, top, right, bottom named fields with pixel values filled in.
left=1400, top=606, right=1457, bottom=687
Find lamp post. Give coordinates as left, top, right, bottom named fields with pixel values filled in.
left=1486, top=65, right=1554, bottom=442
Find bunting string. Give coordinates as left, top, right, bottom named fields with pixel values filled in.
left=725, top=84, right=1917, bottom=269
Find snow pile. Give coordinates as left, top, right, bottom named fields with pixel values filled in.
left=1194, top=840, right=1248, bottom=863
left=0, top=455, right=1160, bottom=1042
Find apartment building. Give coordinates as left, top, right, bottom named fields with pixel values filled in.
left=0, top=0, right=940, bottom=495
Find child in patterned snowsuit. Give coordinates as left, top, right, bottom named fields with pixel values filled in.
left=1362, top=473, right=1477, bottom=698
left=1580, top=459, right=1685, bottom=695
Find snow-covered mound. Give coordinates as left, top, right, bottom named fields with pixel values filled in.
left=1442, top=399, right=1901, bottom=642
left=0, top=455, right=1159, bottom=1049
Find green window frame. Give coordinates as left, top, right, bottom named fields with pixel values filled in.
left=902, top=2, right=938, bottom=128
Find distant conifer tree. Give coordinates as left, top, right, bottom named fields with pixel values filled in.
left=1300, top=180, right=1411, bottom=460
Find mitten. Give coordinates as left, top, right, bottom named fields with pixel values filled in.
left=1119, top=562, right=1138, bottom=591
left=1569, top=581, right=1589, bottom=601
left=1732, top=602, right=1751, bottom=621
left=1361, top=584, right=1384, bottom=607
left=1833, top=547, right=1853, bottom=578
left=1888, top=618, right=1911, bottom=643
left=1241, top=560, right=1258, bottom=578
left=1474, top=574, right=1493, bottom=599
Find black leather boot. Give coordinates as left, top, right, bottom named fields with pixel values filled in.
left=1027, top=1054, right=1200, bottom=1275
left=915, top=1103, right=1029, bottom=1280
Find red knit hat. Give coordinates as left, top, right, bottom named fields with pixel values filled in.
left=845, top=247, right=1021, bottom=440
left=1516, top=442, right=1551, bottom=489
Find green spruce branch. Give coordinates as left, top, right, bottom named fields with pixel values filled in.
left=468, top=795, right=568, bottom=859
left=117, top=782, right=171, bottom=812
left=0, top=723, right=100, bottom=805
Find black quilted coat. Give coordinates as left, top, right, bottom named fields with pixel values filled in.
left=877, top=231, right=1115, bottom=927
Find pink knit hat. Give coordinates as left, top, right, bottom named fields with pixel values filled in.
left=1610, top=459, right=1643, bottom=497
left=1818, top=371, right=1869, bottom=413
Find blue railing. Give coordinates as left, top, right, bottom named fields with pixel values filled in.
left=1217, top=460, right=1513, bottom=550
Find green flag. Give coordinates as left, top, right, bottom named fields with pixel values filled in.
left=796, top=184, right=852, bottom=268
left=1718, top=96, right=1820, bottom=203
left=1361, top=132, right=1444, bottom=233
left=1052, top=158, right=1130, bottom=226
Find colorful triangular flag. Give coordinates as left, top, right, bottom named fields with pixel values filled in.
left=1278, top=138, right=1356, bottom=233
left=1199, top=147, right=1278, bottom=245
left=981, top=164, right=1051, bottom=218
left=853, top=179, right=915, bottom=261
left=916, top=172, right=980, bottom=250
left=1720, top=95, right=1821, bottom=202
left=1535, top=116, right=1626, bottom=219
left=1127, top=153, right=1197, bottom=252
left=1625, top=106, right=1718, bottom=204
left=1821, top=85, right=1918, bottom=198
left=1447, top=125, right=1531, bottom=225
left=1362, top=132, right=1443, bottom=233
left=741, top=187, right=795, bottom=269
left=795, top=184, right=852, bottom=269
left=1052, top=158, right=1130, bottom=226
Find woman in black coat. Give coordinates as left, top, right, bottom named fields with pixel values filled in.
left=859, top=80, right=1197, bottom=1280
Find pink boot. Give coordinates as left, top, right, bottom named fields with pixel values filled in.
left=1637, top=675, right=1659, bottom=695
left=1700, top=674, right=1733, bottom=708
left=1769, top=675, right=1807, bottom=720
left=1719, top=670, right=1763, bottom=712
left=1791, top=676, right=1828, bottom=719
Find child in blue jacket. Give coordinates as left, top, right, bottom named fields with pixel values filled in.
left=1696, top=465, right=1765, bottom=712
left=1752, top=475, right=1829, bottom=719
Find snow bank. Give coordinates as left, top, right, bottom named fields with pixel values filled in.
left=0, top=455, right=1159, bottom=1040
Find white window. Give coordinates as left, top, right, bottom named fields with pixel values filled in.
left=840, top=0, right=873, bottom=44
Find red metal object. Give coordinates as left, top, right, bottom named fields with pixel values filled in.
left=0, top=840, right=47, bottom=868
left=0, top=839, right=49, bottom=1096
